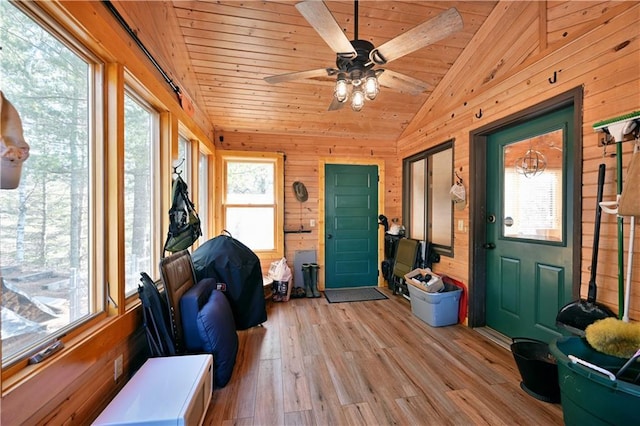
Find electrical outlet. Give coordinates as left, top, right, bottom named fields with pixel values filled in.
left=114, top=354, right=123, bottom=381
left=458, top=220, right=464, bottom=231
left=310, top=219, right=316, bottom=227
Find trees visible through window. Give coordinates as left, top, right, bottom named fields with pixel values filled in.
left=0, top=1, right=97, bottom=365
left=198, top=151, right=209, bottom=242
left=218, top=152, right=283, bottom=255
left=123, top=93, right=157, bottom=295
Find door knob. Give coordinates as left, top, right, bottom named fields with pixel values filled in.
left=327, top=233, right=333, bottom=239
left=483, top=242, right=496, bottom=249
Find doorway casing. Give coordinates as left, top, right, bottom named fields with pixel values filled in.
left=468, top=87, right=584, bottom=328
left=318, top=157, right=386, bottom=290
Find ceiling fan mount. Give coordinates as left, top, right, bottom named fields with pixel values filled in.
left=264, top=1, right=464, bottom=112
left=335, top=39, right=375, bottom=74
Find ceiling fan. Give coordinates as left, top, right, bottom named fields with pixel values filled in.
left=264, top=0, right=463, bottom=111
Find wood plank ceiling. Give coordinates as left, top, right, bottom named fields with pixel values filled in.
left=112, top=1, right=626, bottom=141
left=165, top=1, right=498, bottom=141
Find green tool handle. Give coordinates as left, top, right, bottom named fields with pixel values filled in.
left=617, top=142, right=624, bottom=319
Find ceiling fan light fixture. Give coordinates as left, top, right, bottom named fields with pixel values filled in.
left=364, top=70, right=379, bottom=100
left=334, top=73, right=348, bottom=102
left=351, top=87, right=365, bottom=111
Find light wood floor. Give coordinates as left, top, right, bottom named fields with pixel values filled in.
left=203, top=288, right=563, bottom=425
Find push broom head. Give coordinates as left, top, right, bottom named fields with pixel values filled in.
left=593, top=111, right=640, bottom=143
left=585, top=317, right=640, bottom=358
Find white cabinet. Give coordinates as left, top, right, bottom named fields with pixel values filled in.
left=93, top=354, right=213, bottom=426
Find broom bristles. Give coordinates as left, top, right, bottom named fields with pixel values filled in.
left=585, top=317, right=640, bottom=358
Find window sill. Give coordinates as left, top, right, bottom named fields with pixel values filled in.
left=1, top=306, right=140, bottom=395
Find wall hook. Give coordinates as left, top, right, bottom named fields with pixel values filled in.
left=172, top=158, right=185, bottom=176
left=475, top=109, right=483, bottom=119
left=455, top=171, right=463, bottom=184
left=548, top=71, right=557, bottom=84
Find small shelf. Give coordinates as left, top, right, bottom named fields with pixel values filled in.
left=284, top=229, right=312, bottom=234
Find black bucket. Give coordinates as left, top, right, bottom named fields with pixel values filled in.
left=511, top=338, right=561, bottom=403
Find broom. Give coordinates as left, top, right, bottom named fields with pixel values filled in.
left=593, top=111, right=640, bottom=318
left=586, top=317, right=640, bottom=359
left=587, top=112, right=640, bottom=360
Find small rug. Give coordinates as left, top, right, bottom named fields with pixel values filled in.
left=324, top=287, right=388, bottom=303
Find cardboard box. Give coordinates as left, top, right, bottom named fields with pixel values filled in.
left=404, top=268, right=444, bottom=293
left=407, top=282, right=462, bottom=327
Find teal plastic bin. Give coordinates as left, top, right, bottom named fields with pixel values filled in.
left=549, top=336, right=640, bottom=425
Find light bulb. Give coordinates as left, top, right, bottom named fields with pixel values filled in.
left=334, top=73, right=348, bottom=103
left=351, top=87, right=365, bottom=111
left=364, top=71, right=378, bottom=100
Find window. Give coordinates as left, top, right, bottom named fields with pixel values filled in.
left=1, top=1, right=101, bottom=365
left=217, top=152, right=283, bottom=256
left=198, top=151, right=209, bottom=242
left=177, top=135, right=191, bottom=186
left=403, top=140, right=454, bottom=256
left=123, top=92, right=158, bottom=295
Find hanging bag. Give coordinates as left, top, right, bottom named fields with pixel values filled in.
left=164, top=175, right=202, bottom=253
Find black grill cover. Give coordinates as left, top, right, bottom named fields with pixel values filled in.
left=191, top=234, right=267, bottom=330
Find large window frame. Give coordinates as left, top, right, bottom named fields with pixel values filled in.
left=0, top=0, right=105, bottom=368
left=216, top=151, right=284, bottom=258
left=403, top=140, right=455, bottom=257
left=0, top=0, right=215, bottom=394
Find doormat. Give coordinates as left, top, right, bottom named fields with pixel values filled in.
left=324, top=287, right=388, bottom=303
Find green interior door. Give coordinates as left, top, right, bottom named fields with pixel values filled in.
left=485, top=105, right=575, bottom=343
left=325, top=164, right=378, bottom=288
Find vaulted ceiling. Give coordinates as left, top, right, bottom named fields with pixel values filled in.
left=112, top=1, right=496, bottom=140
left=110, top=1, right=618, bottom=141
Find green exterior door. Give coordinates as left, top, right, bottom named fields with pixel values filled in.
left=325, top=164, right=378, bottom=288
left=485, top=105, right=575, bottom=343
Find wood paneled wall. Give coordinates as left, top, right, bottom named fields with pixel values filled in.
left=1, top=1, right=638, bottom=425
left=216, top=132, right=402, bottom=284
left=397, top=2, right=640, bottom=320
left=1, top=311, right=147, bottom=425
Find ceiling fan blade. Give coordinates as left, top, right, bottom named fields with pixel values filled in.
left=372, top=8, right=463, bottom=64
left=296, top=0, right=356, bottom=58
left=377, top=70, right=430, bottom=95
left=328, top=97, right=346, bottom=111
left=264, top=68, right=331, bottom=84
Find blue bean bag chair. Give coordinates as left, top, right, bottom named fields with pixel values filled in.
left=180, top=278, right=238, bottom=388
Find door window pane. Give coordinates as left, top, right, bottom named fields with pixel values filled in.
left=503, top=130, right=563, bottom=242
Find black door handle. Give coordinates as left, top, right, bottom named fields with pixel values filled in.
left=483, top=242, right=496, bottom=249
left=327, top=233, right=333, bottom=239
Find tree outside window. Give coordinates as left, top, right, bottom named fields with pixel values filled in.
left=1, top=1, right=96, bottom=365
left=218, top=152, right=283, bottom=256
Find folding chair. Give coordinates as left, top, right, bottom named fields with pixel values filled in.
left=138, top=272, right=176, bottom=357
left=159, top=250, right=198, bottom=354
left=391, top=238, right=420, bottom=296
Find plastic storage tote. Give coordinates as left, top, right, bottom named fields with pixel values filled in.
left=407, top=282, right=461, bottom=327
left=549, top=336, right=640, bottom=425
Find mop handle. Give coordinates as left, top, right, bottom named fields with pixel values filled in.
left=568, top=355, right=616, bottom=381
left=616, top=349, right=640, bottom=379
left=622, top=142, right=638, bottom=322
